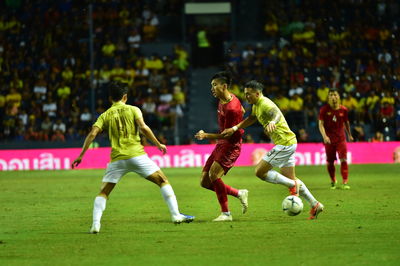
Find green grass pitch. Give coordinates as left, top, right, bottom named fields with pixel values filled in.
left=1, top=164, right=400, bottom=266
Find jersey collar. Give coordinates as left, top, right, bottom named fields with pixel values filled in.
left=112, top=101, right=125, bottom=107
left=255, top=96, right=263, bottom=105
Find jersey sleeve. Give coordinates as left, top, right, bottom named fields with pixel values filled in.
left=224, top=102, right=242, bottom=128
left=93, top=113, right=105, bottom=131
left=132, top=106, right=143, bottom=120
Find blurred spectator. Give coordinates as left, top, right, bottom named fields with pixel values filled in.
left=343, top=78, right=355, bottom=94
left=80, top=107, right=92, bottom=129
left=264, top=15, right=279, bottom=39
left=142, top=96, right=159, bottom=129
left=5, top=87, right=22, bottom=107
left=148, top=69, right=164, bottom=91
left=40, top=116, right=52, bottom=141
left=341, top=93, right=358, bottom=122
left=287, top=93, right=304, bottom=130
left=274, top=92, right=290, bottom=114
left=56, top=81, right=71, bottom=100
left=352, top=122, right=366, bottom=142
left=51, top=129, right=65, bottom=142
left=297, top=128, right=309, bottom=143
left=42, top=97, right=57, bottom=118
left=127, top=28, right=141, bottom=53
left=65, top=128, right=80, bottom=141
left=173, top=45, right=189, bottom=71
left=371, top=131, right=384, bottom=142
left=24, top=126, right=41, bottom=141
left=53, top=118, right=66, bottom=134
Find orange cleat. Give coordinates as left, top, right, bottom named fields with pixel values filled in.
left=308, top=202, right=324, bottom=220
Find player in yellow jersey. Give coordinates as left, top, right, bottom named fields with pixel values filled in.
left=222, top=80, right=324, bottom=220
left=72, top=81, right=194, bottom=233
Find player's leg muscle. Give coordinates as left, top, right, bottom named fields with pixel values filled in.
left=200, top=171, right=213, bottom=189
left=146, top=170, right=169, bottom=187
left=255, top=160, right=273, bottom=180
left=208, top=161, right=225, bottom=182
left=280, top=166, right=296, bottom=180
left=99, top=182, right=116, bottom=198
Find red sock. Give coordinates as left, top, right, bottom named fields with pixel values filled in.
left=213, top=178, right=229, bottom=212
left=327, top=162, right=336, bottom=183
left=341, top=161, right=349, bottom=184
left=225, top=184, right=239, bottom=197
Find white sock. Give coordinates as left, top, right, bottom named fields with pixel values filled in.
left=93, top=196, right=106, bottom=225
left=298, top=180, right=318, bottom=207
left=264, top=170, right=295, bottom=188
left=160, top=184, right=180, bottom=217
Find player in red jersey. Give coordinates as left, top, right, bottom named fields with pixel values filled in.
left=319, top=88, right=354, bottom=189
left=195, top=71, right=248, bottom=222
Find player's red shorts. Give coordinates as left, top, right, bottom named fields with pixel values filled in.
left=203, top=143, right=241, bottom=174
left=324, top=141, right=348, bottom=162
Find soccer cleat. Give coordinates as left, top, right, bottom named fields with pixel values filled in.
left=308, top=202, right=324, bottom=220
left=238, top=189, right=249, bottom=214
left=342, top=184, right=351, bottom=190
left=212, top=213, right=233, bottom=222
left=172, top=213, right=195, bottom=224
left=90, top=223, right=101, bottom=234
left=289, top=179, right=300, bottom=196
left=331, top=181, right=338, bottom=190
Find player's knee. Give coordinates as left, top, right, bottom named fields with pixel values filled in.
left=98, top=192, right=109, bottom=199
left=208, top=170, right=221, bottom=182
left=147, top=171, right=168, bottom=186
left=255, top=168, right=265, bottom=179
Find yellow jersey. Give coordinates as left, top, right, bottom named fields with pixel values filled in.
left=93, top=101, right=146, bottom=162
left=252, top=96, right=297, bottom=145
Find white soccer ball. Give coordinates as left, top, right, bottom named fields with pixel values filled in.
left=282, top=195, right=303, bottom=216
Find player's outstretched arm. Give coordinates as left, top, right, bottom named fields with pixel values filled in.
left=195, top=130, right=226, bottom=140
left=136, top=117, right=167, bottom=154
left=72, top=126, right=101, bottom=168
left=221, top=115, right=257, bottom=137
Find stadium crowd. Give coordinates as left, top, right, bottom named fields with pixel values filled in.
left=227, top=0, right=400, bottom=142
left=0, top=0, right=399, bottom=144
left=0, top=0, right=188, bottom=143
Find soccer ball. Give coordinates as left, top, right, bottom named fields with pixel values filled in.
left=282, top=195, right=303, bottom=216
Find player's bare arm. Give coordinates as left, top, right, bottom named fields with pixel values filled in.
left=221, top=115, right=257, bottom=137
left=318, top=120, right=331, bottom=144
left=195, top=130, right=229, bottom=140
left=72, top=126, right=101, bottom=168
left=136, top=117, right=167, bottom=154
left=345, top=121, right=354, bottom=142
left=265, top=106, right=281, bottom=134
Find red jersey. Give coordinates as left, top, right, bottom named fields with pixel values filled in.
left=319, top=104, right=349, bottom=144
left=217, top=94, right=244, bottom=144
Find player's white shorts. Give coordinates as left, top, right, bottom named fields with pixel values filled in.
left=102, top=154, right=160, bottom=183
left=262, top=144, right=297, bottom=168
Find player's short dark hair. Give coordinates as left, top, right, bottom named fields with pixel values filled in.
left=108, top=81, right=128, bottom=101
left=211, top=71, right=232, bottom=87
left=244, top=80, right=264, bottom=92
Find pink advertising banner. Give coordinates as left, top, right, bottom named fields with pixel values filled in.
left=0, top=142, right=400, bottom=171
